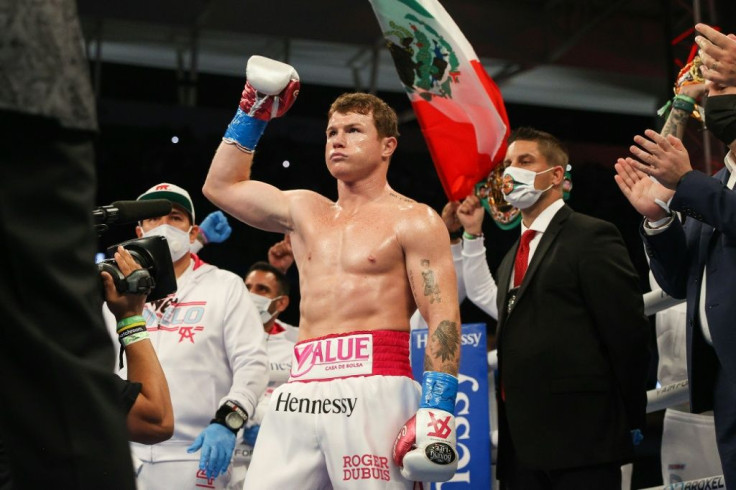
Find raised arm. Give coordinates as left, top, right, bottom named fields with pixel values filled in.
left=203, top=56, right=300, bottom=233
left=660, top=57, right=706, bottom=140
left=457, top=194, right=499, bottom=319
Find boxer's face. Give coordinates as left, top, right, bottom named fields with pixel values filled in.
left=325, top=111, right=394, bottom=181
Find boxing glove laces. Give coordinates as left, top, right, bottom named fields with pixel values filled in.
left=393, top=371, right=459, bottom=482
left=223, top=55, right=300, bottom=153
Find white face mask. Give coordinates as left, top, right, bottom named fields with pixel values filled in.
left=502, top=166, right=555, bottom=210
left=142, top=224, right=192, bottom=262
left=248, top=292, right=283, bottom=324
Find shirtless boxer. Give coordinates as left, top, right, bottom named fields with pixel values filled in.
left=203, top=56, right=461, bottom=488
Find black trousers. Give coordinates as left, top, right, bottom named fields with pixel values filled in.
left=499, top=430, right=622, bottom=490
left=0, top=113, right=136, bottom=489
left=501, top=459, right=622, bottom=490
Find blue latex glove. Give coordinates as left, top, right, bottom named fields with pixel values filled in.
left=199, top=211, right=232, bottom=244
left=631, top=429, right=644, bottom=446
left=187, top=423, right=236, bottom=480
left=242, top=424, right=260, bottom=447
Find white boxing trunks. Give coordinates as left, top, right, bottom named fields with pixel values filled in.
left=243, top=330, right=423, bottom=490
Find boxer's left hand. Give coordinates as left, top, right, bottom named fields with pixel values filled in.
left=393, top=372, right=458, bottom=482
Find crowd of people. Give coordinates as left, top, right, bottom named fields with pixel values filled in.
left=3, top=2, right=736, bottom=488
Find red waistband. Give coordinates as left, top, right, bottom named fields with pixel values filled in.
left=289, top=329, right=414, bottom=382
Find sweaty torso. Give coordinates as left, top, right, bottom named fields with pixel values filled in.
left=288, top=190, right=420, bottom=340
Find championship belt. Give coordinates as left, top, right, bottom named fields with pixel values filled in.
left=476, top=165, right=521, bottom=230
left=675, top=56, right=705, bottom=121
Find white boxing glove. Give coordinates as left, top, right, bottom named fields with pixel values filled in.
left=223, top=55, right=300, bottom=152
left=393, top=372, right=459, bottom=482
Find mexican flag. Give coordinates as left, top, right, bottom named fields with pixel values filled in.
left=368, top=0, right=510, bottom=201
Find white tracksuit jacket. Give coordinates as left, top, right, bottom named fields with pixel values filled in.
left=106, top=254, right=268, bottom=463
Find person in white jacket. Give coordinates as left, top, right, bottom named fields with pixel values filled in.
left=105, top=182, right=268, bottom=490
left=456, top=194, right=499, bottom=321
left=228, top=260, right=300, bottom=489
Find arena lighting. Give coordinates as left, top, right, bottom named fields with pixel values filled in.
left=282, top=160, right=290, bottom=168
left=171, top=136, right=179, bottom=144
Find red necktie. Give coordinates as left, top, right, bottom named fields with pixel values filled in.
left=513, top=230, right=537, bottom=287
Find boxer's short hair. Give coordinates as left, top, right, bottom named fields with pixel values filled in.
left=328, top=92, right=399, bottom=139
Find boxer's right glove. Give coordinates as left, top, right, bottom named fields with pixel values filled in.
left=223, top=55, right=300, bottom=153
left=393, top=371, right=459, bottom=482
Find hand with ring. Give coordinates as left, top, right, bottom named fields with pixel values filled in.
left=627, top=129, right=693, bottom=190
left=695, top=23, right=736, bottom=88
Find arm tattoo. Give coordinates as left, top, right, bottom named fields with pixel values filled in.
left=423, top=320, right=460, bottom=373
left=661, top=107, right=690, bottom=139
left=420, top=259, right=441, bottom=303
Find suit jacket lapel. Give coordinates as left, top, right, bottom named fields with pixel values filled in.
left=718, top=167, right=729, bottom=186
left=511, top=205, right=571, bottom=312
left=698, top=222, right=714, bottom=267
left=496, top=243, right=517, bottom=325
left=695, top=167, right=726, bottom=265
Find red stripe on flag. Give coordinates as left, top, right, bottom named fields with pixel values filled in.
left=413, top=100, right=493, bottom=200
left=412, top=60, right=509, bottom=201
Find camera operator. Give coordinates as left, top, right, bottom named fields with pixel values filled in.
left=104, top=183, right=267, bottom=490
left=101, top=245, right=174, bottom=443
left=0, top=246, right=174, bottom=489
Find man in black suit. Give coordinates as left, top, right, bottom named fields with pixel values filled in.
left=615, top=73, right=736, bottom=484
left=490, top=127, right=651, bottom=489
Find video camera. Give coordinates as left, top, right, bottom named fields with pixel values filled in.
left=94, top=198, right=177, bottom=302
left=97, top=235, right=177, bottom=303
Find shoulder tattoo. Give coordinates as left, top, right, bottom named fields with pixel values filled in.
left=389, top=191, right=414, bottom=204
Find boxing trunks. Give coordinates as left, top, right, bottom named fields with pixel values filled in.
left=244, top=330, right=424, bottom=489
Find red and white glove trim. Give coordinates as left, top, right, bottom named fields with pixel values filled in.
left=393, top=407, right=458, bottom=482
left=223, top=55, right=300, bottom=152
left=393, top=371, right=459, bottom=482
left=241, top=55, right=300, bottom=121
